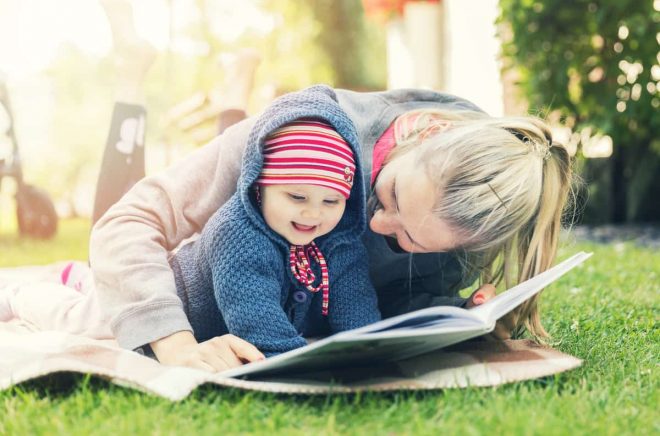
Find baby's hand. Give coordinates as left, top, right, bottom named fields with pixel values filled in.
left=151, top=331, right=265, bottom=372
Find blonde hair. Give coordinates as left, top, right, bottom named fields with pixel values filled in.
left=390, top=109, right=575, bottom=338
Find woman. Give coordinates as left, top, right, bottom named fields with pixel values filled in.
left=88, top=85, right=573, bottom=371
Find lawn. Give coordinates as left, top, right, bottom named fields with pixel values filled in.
left=0, top=219, right=658, bottom=435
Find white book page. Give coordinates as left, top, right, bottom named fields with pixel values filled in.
left=339, top=304, right=486, bottom=337
left=221, top=323, right=491, bottom=379
left=469, top=252, right=593, bottom=323
left=221, top=307, right=490, bottom=378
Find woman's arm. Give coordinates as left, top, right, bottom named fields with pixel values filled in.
left=89, top=117, right=256, bottom=351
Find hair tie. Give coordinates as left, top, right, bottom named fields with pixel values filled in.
left=505, top=128, right=551, bottom=161
left=541, top=144, right=552, bottom=161
left=530, top=140, right=551, bottom=161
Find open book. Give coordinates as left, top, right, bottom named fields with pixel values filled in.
left=222, top=252, right=592, bottom=380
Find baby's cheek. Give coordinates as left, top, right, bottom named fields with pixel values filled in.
left=333, top=209, right=346, bottom=228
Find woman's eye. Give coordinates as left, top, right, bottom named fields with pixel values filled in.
left=390, top=182, right=398, bottom=211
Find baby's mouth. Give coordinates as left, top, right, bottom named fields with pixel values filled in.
left=292, top=222, right=317, bottom=232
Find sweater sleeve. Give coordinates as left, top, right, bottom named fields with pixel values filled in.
left=208, top=229, right=307, bottom=356
left=89, top=117, right=256, bottom=351
left=326, top=240, right=381, bottom=333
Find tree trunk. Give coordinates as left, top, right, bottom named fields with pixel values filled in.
left=610, top=144, right=626, bottom=223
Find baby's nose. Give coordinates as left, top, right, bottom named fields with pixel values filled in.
left=302, top=206, right=321, bottom=219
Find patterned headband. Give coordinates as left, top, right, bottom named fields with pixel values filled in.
left=256, top=119, right=356, bottom=198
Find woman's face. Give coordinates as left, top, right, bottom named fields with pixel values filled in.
left=369, top=151, right=464, bottom=253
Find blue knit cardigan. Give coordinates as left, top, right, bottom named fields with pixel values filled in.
left=170, top=85, right=381, bottom=356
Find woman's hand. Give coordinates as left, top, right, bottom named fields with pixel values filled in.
left=465, top=284, right=511, bottom=339
left=465, top=283, right=496, bottom=308
left=150, top=331, right=265, bottom=372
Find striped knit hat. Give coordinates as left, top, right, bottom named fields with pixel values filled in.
left=255, top=119, right=356, bottom=198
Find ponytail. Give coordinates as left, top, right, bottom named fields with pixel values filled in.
left=391, top=110, right=576, bottom=339
left=510, top=143, right=573, bottom=338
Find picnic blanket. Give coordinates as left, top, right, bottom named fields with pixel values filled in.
left=0, top=263, right=582, bottom=400
left=0, top=320, right=582, bottom=400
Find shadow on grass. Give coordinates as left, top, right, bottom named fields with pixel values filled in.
left=187, top=373, right=573, bottom=407
left=8, top=372, right=117, bottom=399
left=3, top=370, right=579, bottom=412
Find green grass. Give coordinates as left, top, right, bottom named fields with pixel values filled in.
left=1, top=219, right=658, bottom=435
left=0, top=218, right=90, bottom=266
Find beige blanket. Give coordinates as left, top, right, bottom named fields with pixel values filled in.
left=0, top=319, right=581, bottom=400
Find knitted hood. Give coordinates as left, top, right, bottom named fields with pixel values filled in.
left=237, top=85, right=367, bottom=251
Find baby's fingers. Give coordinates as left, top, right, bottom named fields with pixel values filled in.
left=224, top=334, right=265, bottom=363
left=188, top=359, right=216, bottom=373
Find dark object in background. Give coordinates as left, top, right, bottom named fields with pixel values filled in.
left=91, top=102, right=146, bottom=227
left=16, top=184, right=58, bottom=239
left=0, top=80, right=58, bottom=239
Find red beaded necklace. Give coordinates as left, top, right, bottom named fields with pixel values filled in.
left=289, top=242, right=329, bottom=315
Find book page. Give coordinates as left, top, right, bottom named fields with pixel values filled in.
left=343, top=305, right=485, bottom=336
left=221, top=323, right=490, bottom=379
left=469, top=252, right=592, bottom=323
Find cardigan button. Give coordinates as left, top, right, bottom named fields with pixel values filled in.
left=293, top=290, right=307, bottom=303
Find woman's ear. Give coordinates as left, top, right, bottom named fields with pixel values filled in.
left=419, top=119, right=452, bottom=141
left=436, top=120, right=452, bottom=132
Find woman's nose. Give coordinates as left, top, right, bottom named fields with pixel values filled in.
left=369, top=208, right=398, bottom=235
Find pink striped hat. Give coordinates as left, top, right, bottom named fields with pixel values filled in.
left=256, top=119, right=356, bottom=198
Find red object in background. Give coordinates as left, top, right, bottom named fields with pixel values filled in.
left=361, top=0, right=440, bottom=22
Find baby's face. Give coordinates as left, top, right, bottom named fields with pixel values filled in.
left=259, top=184, right=347, bottom=245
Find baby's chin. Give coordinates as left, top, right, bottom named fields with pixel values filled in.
left=284, top=228, right=335, bottom=246
left=286, top=232, right=318, bottom=246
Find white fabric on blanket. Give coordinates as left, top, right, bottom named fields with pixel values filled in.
left=0, top=263, right=112, bottom=339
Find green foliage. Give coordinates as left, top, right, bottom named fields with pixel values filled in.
left=0, top=220, right=659, bottom=433
left=308, top=0, right=387, bottom=90
left=499, top=0, right=660, bottom=223
left=255, top=0, right=386, bottom=92
left=252, top=0, right=336, bottom=92
left=16, top=1, right=386, bottom=217
left=43, top=46, right=116, bottom=215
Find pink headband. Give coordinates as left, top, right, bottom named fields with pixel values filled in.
left=256, top=119, right=356, bottom=198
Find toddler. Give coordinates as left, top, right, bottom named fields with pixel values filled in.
left=169, top=118, right=381, bottom=356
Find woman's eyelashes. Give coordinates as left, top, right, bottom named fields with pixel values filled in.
left=390, top=181, right=398, bottom=212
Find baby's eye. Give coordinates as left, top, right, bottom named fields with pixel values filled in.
left=288, top=193, right=306, bottom=201
left=324, top=199, right=340, bottom=205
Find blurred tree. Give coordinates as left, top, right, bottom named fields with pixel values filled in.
left=44, top=45, right=116, bottom=216
left=158, top=0, right=386, bottom=144
left=255, top=0, right=335, bottom=92
left=28, top=0, right=387, bottom=218
left=308, top=0, right=387, bottom=90
left=499, top=0, right=660, bottom=223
